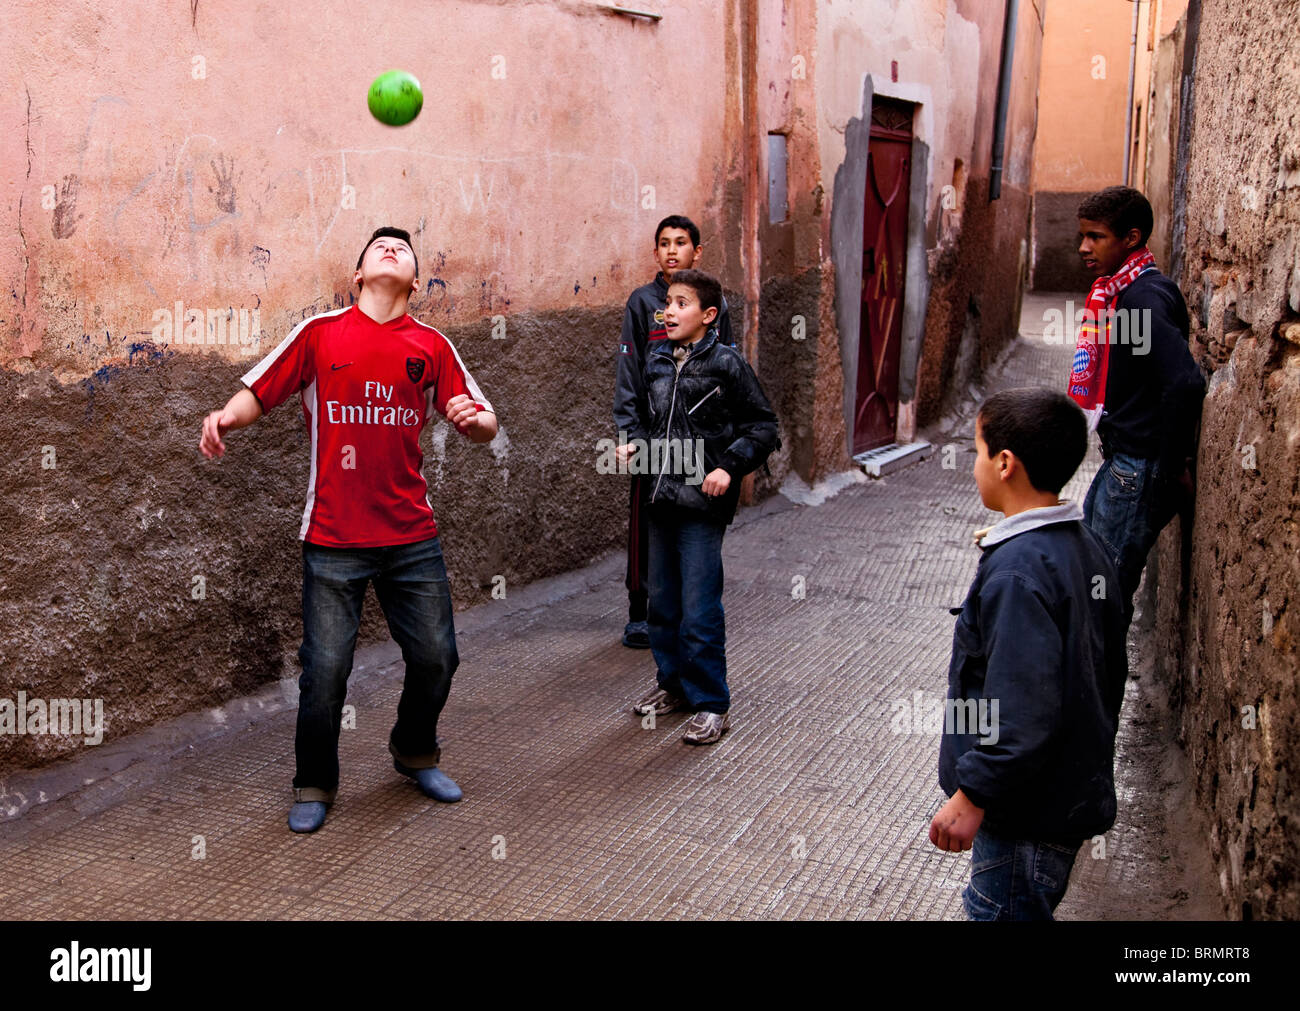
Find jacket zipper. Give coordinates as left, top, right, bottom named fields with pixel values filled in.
left=687, top=386, right=721, bottom=415
left=652, top=355, right=689, bottom=502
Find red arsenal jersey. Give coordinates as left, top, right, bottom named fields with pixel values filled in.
left=241, top=304, right=493, bottom=547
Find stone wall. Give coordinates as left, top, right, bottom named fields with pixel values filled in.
left=1031, top=190, right=1094, bottom=292
left=0, top=305, right=627, bottom=771
left=1146, top=0, right=1300, bottom=920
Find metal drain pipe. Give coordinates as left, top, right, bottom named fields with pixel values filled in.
left=1123, top=0, right=1141, bottom=184
left=989, top=0, right=1019, bottom=201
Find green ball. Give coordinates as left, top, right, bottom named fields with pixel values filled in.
left=367, top=70, right=423, bottom=126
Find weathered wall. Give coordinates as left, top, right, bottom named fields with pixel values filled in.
left=913, top=0, right=1041, bottom=423
left=2, top=3, right=736, bottom=356
left=1, top=0, right=1049, bottom=773
left=1143, top=13, right=1187, bottom=270
left=1030, top=0, right=1142, bottom=289
left=1130, top=0, right=1191, bottom=198
left=0, top=1, right=743, bottom=772
left=1146, top=0, right=1300, bottom=920
left=817, top=0, right=1044, bottom=438
left=0, top=304, right=633, bottom=771
left=747, top=0, right=831, bottom=486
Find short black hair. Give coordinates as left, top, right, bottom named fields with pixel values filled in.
left=1077, top=187, right=1154, bottom=245
left=356, top=226, right=418, bottom=284
left=655, top=214, right=701, bottom=248
left=667, top=268, right=722, bottom=316
left=977, top=387, right=1087, bottom=495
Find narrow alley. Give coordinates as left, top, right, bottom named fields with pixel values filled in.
left=0, top=293, right=1222, bottom=921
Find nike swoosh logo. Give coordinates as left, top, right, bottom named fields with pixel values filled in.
left=331, top=362, right=353, bottom=371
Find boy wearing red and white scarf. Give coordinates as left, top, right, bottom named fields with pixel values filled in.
left=1071, top=187, right=1205, bottom=627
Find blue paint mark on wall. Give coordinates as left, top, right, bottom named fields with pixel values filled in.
left=127, top=341, right=168, bottom=366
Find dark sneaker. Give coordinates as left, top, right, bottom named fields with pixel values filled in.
left=622, top=620, right=651, bottom=649
left=632, top=685, right=686, bottom=717
left=682, top=711, right=730, bottom=745
left=288, top=801, right=328, bottom=833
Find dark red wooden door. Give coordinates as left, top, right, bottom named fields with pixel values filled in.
left=854, top=104, right=912, bottom=454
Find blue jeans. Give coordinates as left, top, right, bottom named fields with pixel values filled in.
left=647, top=505, right=729, bottom=714
left=294, top=537, right=458, bottom=803
left=963, top=828, right=1081, bottom=921
left=1083, top=452, right=1179, bottom=621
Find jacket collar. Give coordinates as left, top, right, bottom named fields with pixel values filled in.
left=978, top=501, right=1083, bottom=549
left=650, top=328, right=719, bottom=360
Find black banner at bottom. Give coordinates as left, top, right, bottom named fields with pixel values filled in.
left=0, top=918, right=1283, bottom=996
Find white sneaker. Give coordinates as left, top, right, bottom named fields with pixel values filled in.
left=682, top=710, right=730, bottom=745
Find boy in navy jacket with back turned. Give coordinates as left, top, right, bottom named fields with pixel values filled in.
left=930, top=388, right=1128, bottom=920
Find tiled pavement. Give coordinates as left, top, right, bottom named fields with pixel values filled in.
left=0, top=293, right=1223, bottom=920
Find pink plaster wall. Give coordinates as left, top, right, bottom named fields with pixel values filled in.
left=1, top=1, right=733, bottom=378
left=1033, top=0, right=1134, bottom=192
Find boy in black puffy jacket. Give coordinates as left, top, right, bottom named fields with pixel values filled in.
left=617, top=269, right=779, bottom=745
left=612, top=215, right=733, bottom=649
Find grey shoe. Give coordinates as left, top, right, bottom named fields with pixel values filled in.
left=393, top=759, right=463, bottom=802
left=288, top=801, right=329, bottom=833
left=632, top=685, right=686, bottom=717
left=682, top=711, right=730, bottom=745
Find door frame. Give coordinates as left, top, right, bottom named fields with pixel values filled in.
left=854, top=98, right=914, bottom=454
left=830, top=77, right=934, bottom=456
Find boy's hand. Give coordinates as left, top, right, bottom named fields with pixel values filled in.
left=973, top=525, right=992, bottom=547
left=445, top=394, right=480, bottom=433
left=701, top=468, right=731, bottom=497
left=445, top=394, right=497, bottom=443
left=929, top=789, right=984, bottom=852
left=615, top=442, right=638, bottom=465
left=199, top=408, right=238, bottom=459
left=199, top=388, right=263, bottom=458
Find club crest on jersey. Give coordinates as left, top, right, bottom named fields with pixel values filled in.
left=654, top=309, right=666, bottom=325
left=406, top=357, right=426, bottom=383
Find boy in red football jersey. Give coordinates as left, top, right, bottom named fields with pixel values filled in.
left=199, top=227, right=497, bottom=833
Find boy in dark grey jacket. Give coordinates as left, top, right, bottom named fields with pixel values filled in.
left=931, top=388, right=1128, bottom=920
left=618, top=269, right=778, bottom=745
